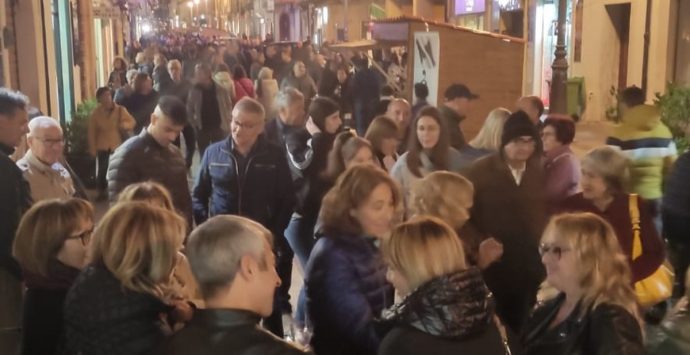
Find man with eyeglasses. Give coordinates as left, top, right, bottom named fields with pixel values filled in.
left=17, top=116, right=76, bottom=202
left=466, top=110, right=547, bottom=335
left=193, top=97, right=296, bottom=339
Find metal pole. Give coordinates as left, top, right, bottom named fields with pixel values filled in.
left=549, top=0, right=568, bottom=114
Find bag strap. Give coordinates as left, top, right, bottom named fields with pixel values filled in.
left=628, top=194, right=643, bottom=260
left=493, top=315, right=512, bottom=355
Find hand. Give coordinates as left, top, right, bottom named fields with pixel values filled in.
left=478, top=237, right=503, bottom=270
left=306, top=117, right=321, bottom=135
left=169, top=299, right=194, bottom=323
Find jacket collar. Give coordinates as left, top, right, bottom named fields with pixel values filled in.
left=543, top=145, right=573, bottom=165
left=139, top=127, right=167, bottom=149
left=0, top=142, right=15, bottom=156
left=223, top=135, right=268, bottom=158
left=24, top=150, right=57, bottom=175
left=193, top=308, right=262, bottom=329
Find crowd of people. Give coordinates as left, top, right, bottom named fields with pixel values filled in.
left=0, top=34, right=689, bottom=355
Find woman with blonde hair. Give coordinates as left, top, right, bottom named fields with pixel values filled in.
left=457, top=107, right=511, bottom=170
left=379, top=216, right=514, bottom=355
left=12, top=198, right=94, bottom=355
left=559, top=146, right=665, bottom=284
left=410, top=171, right=503, bottom=269
left=64, top=202, right=191, bottom=355
left=365, top=115, right=399, bottom=171
left=523, top=212, right=644, bottom=354
left=117, top=181, right=201, bottom=304
left=305, top=164, right=399, bottom=355
left=256, top=67, right=279, bottom=120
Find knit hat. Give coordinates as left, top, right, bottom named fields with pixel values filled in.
left=309, top=96, right=340, bottom=132
left=501, top=110, right=539, bottom=148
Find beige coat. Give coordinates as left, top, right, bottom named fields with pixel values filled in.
left=88, top=104, right=136, bottom=156
left=17, top=150, right=75, bottom=202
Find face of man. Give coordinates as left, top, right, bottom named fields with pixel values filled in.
left=503, top=136, right=536, bottom=164
left=253, top=240, right=281, bottom=317
left=0, top=108, right=29, bottom=148
left=387, top=100, right=412, bottom=132
left=279, top=100, right=306, bottom=127
left=149, top=112, right=184, bottom=147
left=231, top=109, right=264, bottom=151
left=168, top=63, right=183, bottom=82
left=98, top=92, right=114, bottom=109
left=449, top=97, right=471, bottom=117
left=28, top=124, right=64, bottom=165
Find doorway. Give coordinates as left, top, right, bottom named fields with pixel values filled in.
left=606, top=3, right=631, bottom=90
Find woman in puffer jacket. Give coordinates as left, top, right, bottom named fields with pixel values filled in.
left=378, top=216, right=517, bottom=355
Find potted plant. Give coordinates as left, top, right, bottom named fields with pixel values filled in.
left=655, top=83, right=690, bottom=153
left=63, top=99, right=98, bottom=188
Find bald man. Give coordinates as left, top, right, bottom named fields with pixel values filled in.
left=386, top=98, right=412, bottom=153
left=16, top=116, right=76, bottom=201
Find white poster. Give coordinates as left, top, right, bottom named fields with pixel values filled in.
left=413, top=31, right=440, bottom=105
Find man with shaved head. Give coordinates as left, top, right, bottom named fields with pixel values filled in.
left=386, top=98, right=411, bottom=153
left=16, top=116, right=75, bottom=201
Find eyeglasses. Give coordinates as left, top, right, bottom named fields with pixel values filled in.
left=539, top=243, right=571, bottom=260
left=66, top=228, right=93, bottom=246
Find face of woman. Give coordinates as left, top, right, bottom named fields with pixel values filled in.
left=324, top=111, right=342, bottom=134
left=540, top=236, right=579, bottom=295
left=386, top=267, right=410, bottom=297
left=541, top=125, right=563, bottom=153
left=351, top=183, right=396, bottom=239
left=346, top=147, right=374, bottom=168
left=580, top=167, right=609, bottom=201
left=57, top=218, right=94, bottom=269
left=294, top=62, right=307, bottom=77
left=380, top=138, right=399, bottom=157
left=416, top=116, right=441, bottom=150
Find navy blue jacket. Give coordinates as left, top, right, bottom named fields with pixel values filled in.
left=192, top=136, right=295, bottom=237
left=305, top=232, right=393, bottom=355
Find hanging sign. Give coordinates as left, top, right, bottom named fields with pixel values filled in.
left=413, top=31, right=440, bottom=105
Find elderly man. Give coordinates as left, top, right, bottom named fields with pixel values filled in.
left=153, top=216, right=310, bottom=355
left=193, top=97, right=295, bottom=338
left=107, top=96, right=193, bottom=225
left=386, top=98, right=412, bottom=153
left=263, top=88, right=306, bottom=150
left=0, top=88, right=31, bottom=354
left=114, top=69, right=140, bottom=106
left=17, top=116, right=75, bottom=201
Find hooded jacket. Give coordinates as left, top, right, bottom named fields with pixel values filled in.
left=606, top=104, right=677, bottom=200
left=378, top=268, right=515, bottom=355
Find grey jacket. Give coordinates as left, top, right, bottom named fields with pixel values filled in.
left=187, top=83, right=233, bottom=132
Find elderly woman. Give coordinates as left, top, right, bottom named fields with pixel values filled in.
left=379, top=216, right=515, bottom=355
left=559, top=147, right=665, bottom=284
left=541, top=115, right=580, bottom=210
left=13, top=198, right=94, bottom=355
left=523, top=213, right=645, bottom=354
left=305, top=164, right=398, bottom=355
left=64, top=202, right=191, bottom=355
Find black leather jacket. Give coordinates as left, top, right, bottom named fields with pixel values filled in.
left=153, top=309, right=311, bottom=355
left=523, top=294, right=645, bottom=355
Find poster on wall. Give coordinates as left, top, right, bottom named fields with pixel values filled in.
left=413, top=31, right=440, bottom=105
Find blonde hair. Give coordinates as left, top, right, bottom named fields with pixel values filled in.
left=581, top=147, right=630, bottom=194
left=383, top=216, right=467, bottom=290
left=257, top=67, right=274, bottom=80
left=469, top=108, right=511, bottom=151
left=13, top=198, right=93, bottom=276
left=409, top=171, right=476, bottom=255
left=117, top=181, right=175, bottom=211
left=542, top=213, right=640, bottom=321
left=90, top=202, right=186, bottom=299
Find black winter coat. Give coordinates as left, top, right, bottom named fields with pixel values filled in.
left=63, top=265, right=170, bottom=355
left=106, top=129, right=193, bottom=226
left=522, top=294, right=645, bottom=355
left=378, top=268, right=518, bottom=355
left=192, top=136, right=295, bottom=238
left=153, top=309, right=310, bottom=355
left=123, top=91, right=158, bottom=134
left=663, top=151, right=690, bottom=223
left=305, top=232, right=393, bottom=355
left=0, top=143, right=31, bottom=279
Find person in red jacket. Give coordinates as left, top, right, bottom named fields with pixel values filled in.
left=558, top=146, right=665, bottom=283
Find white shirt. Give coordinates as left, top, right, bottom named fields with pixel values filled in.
left=508, top=162, right=527, bottom=186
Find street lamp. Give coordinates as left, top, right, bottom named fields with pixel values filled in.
left=549, top=0, right=568, bottom=114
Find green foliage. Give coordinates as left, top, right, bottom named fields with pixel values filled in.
left=655, top=83, right=690, bottom=153
left=62, top=99, right=97, bottom=155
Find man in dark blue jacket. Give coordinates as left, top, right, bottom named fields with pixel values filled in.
left=263, top=88, right=306, bottom=151
left=193, top=97, right=296, bottom=338
left=0, top=88, right=31, bottom=354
